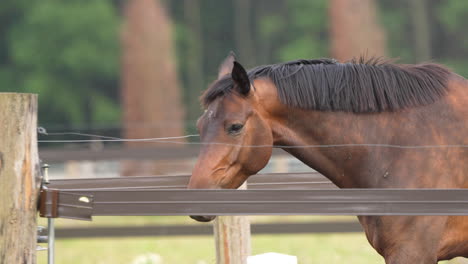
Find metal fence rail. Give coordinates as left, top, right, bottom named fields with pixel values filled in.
left=47, top=172, right=336, bottom=190
left=37, top=171, right=468, bottom=264
left=39, top=187, right=468, bottom=220
left=52, top=221, right=363, bottom=239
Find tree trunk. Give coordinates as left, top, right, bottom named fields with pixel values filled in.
left=234, top=0, right=255, bottom=67
left=121, top=0, right=184, bottom=141
left=121, top=0, right=186, bottom=176
left=0, top=93, right=40, bottom=264
left=184, top=0, right=204, bottom=131
left=410, top=0, right=431, bottom=62
left=329, top=0, right=387, bottom=61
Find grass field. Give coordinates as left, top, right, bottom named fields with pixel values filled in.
left=37, top=234, right=383, bottom=264
left=36, top=216, right=466, bottom=264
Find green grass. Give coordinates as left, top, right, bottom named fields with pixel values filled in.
left=37, top=233, right=383, bottom=264
left=38, top=236, right=215, bottom=264
left=253, top=234, right=383, bottom=264
left=36, top=216, right=467, bottom=264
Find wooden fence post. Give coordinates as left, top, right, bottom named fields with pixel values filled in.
left=214, top=182, right=251, bottom=264
left=0, top=93, right=40, bottom=264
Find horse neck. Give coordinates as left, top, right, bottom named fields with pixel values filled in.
left=252, top=79, right=387, bottom=187
left=268, top=108, right=398, bottom=188
left=259, top=75, right=468, bottom=188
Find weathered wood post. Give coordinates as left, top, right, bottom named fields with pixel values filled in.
left=0, top=93, right=40, bottom=264
left=214, top=182, right=251, bottom=264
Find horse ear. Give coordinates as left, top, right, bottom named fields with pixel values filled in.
left=232, top=61, right=250, bottom=95
left=218, top=51, right=236, bottom=79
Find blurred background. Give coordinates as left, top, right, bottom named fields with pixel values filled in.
left=1, top=0, right=467, bottom=263
left=1, top=0, right=467, bottom=141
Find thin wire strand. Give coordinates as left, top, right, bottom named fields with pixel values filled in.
left=46, top=132, right=122, bottom=140
left=39, top=134, right=200, bottom=143
left=38, top=138, right=468, bottom=149
left=38, top=130, right=468, bottom=149
left=52, top=182, right=331, bottom=191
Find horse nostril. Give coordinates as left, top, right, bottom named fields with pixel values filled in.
left=190, top=215, right=216, bottom=222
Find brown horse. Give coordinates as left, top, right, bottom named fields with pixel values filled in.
left=188, top=52, right=468, bottom=263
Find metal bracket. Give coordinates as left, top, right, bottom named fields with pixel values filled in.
left=39, top=188, right=59, bottom=218
left=37, top=225, right=47, bottom=253
left=38, top=162, right=94, bottom=221
left=37, top=163, right=95, bottom=264
left=37, top=226, right=48, bottom=244
left=39, top=188, right=94, bottom=221
left=39, top=163, right=54, bottom=264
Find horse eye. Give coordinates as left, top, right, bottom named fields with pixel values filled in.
left=227, top=123, right=244, bottom=135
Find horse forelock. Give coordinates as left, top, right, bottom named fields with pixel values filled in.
left=201, top=56, right=452, bottom=112
left=201, top=76, right=234, bottom=108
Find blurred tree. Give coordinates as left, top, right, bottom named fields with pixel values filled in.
left=329, top=0, right=387, bottom=61
left=121, top=0, right=184, bottom=141
left=168, top=0, right=236, bottom=133
left=378, top=0, right=413, bottom=62
left=121, top=0, right=186, bottom=175
left=3, top=0, right=120, bottom=130
left=436, top=0, right=468, bottom=77
left=234, top=0, right=256, bottom=68
left=182, top=0, right=205, bottom=131
left=275, top=0, right=329, bottom=61
left=254, top=0, right=286, bottom=64
left=1, top=0, right=467, bottom=141
left=410, top=0, right=431, bottom=62
left=378, top=0, right=468, bottom=77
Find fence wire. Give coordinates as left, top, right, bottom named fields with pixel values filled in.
left=38, top=128, right=468, bottom=149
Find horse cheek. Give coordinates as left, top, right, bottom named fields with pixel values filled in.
left=244, top=122, right=273, bottom=174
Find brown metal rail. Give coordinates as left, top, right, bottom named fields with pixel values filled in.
left=52, top=221, right=363, bottom=239
left=38, top=172, right=468, bottom=220
left=47, top=172, right=334, bottom=190
left=40, top=172, right=334, bottom=220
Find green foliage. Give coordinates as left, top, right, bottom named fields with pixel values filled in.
left=437, top=0, right=468, bottom=72
left=378, top=0, right=414, bottom=62
left=278, top=0, right=328, bottom=61
left=258, top=15, right=285, bottom=41
left=441, top=59, right=468, bottom=78
left=1, top=0, right=120, bottom=128
left=438, top=0, right=468, bottom=33
left=1, top=0, right=468, bottom=134
left=378, top=0, right=468, bottom=78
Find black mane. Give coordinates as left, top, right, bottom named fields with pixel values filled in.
left=201, top=57, right=451, bottom=112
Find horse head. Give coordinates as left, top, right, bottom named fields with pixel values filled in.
left=188, top=53, right=274, bottom=222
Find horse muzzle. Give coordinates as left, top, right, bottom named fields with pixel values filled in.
left=190, top=215, right=216, bottom=222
